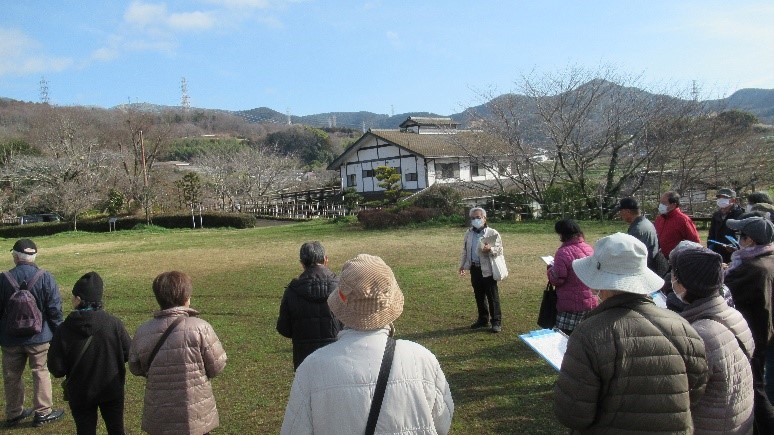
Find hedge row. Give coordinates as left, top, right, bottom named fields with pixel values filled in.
left=0, top=212, right=257, bottom=239
left=357, top=207, right=440, bottom=230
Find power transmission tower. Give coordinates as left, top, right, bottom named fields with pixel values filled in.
left=691, top=80, right=699, bottom=102
left=39, top=76, right=50, bottom=104
left=286, top=108, right=292, bottom=125
left=181, top=77, right=191, bottom=113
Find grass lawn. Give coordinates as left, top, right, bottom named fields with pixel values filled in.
left=0, top=218, right=624, bottom=434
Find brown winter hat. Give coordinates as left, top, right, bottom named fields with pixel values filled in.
left=671, top=247, right=723, bottom=298
left=328, top=254, right=404, bottom=330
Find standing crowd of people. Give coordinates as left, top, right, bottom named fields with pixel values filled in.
left=1, top=239, right=226, bottom=434
left=1, top=189, right=772, bottom=434
left=551, top=189, right=774, bottom=434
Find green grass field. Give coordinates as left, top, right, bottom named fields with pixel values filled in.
left=0, top=219, right=624, bottom=434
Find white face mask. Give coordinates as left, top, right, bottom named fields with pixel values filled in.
left=746, top=204, right=754, bottom=213
left=717, top=198, right=731, bottom=208
left=671, top=275, right=687, bottom=303
left=658, top=203, right=669, bottom=215
left=471, top=218, right=484, bottom=229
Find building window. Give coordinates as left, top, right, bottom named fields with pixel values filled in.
left=347, top=174, right=356, bottom=187
left=405, top=172, right=418, bottom=182
left=362, top=169, right=375, bottom=178
left=436, top=163, right=460, bottom=179
left=470, top=163, right=486, bottom=177
left=498, top=162, right=509, bottom=176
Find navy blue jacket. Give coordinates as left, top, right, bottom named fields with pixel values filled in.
left=0, top=262, right=63, bottom=346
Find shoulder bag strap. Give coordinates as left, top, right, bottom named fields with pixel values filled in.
left=69, top=335, right=93, bottom=376
left=695, top=314, right=749, bottom=359
left=3, top=269, right=45, bottom=291
left=147, top=316, right=185, bottom=370
left=24, top=269, right=46, bottom=290
left=365, top=337, right=396, bottom=435
left=3, top=271, right=19, bottom=289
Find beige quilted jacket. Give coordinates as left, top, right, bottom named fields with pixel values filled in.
left=129, top=307, right=227, bottom=435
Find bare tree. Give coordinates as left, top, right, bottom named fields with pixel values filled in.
left=4, top=109, right=117, bottom=229
left=115, top=109, right=172, bottom=223
left=470, top=66, right=699, bottom=217
left=195, top=144, right=300, bottom=210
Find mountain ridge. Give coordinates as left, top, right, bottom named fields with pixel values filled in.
left=4, top=86, right=773, bottom=129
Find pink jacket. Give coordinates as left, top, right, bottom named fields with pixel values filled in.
left=547, top=237, right=597, bottom=313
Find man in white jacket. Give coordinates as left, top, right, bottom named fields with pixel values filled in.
left=280, top=254, right=454, bottom=435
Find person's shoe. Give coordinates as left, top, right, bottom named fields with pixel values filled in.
left=490, top=324, right=502, bottom=333
left=32, top=409, right=64, bottom=427
left=470, top=321, right=488, bottom=329
left=5, top=408, right=33, bottom=427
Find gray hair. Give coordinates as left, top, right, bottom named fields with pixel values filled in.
left=12, top=251, right=36, bottom=263
left=469, top=207, right=487, bottom=218
left=300, top=241, right=326, bottom=268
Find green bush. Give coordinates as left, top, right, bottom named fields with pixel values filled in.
left=357, top=206, right=440, bottom=229
left=0, top=212, right=258, bottom=238
left=410, top=185, right=463, bottom=216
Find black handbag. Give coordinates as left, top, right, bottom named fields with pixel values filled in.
left=537, top=282, right=558, bottom=329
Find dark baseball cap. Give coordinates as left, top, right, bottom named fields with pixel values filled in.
left=11, top=239, right=37, bottom=255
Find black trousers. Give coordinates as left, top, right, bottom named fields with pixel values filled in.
left=69, top=396, right=125, bottom=435
left=470, top=265, right=502, bottom=325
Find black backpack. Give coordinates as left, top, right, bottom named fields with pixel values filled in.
left=2, top=270, right=45, bottom=337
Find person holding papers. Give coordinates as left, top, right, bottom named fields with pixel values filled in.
left=546, top=219, right=595, bottom=334
left=554, top=233, right=708, bottom=433
left=458, top=207, right=504, bottom=333
left=671, top=247, right=754, bottom=434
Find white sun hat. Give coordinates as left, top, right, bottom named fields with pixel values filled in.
left=572, top=232, right=665, bottom=294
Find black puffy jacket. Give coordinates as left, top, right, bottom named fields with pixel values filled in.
left=277, top=265, right=342, bottom=369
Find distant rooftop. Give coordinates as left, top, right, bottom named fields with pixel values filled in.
left=399, top=116, right=459, bottom=131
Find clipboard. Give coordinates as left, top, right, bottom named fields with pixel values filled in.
left=519, top=328, right=568, bottom=371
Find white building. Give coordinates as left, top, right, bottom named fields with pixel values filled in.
left=327, top=117, right=507, bottom=197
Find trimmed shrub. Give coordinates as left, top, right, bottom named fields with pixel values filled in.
left=357, top=206, right=440, bottom=229
left=410, top=185, right=464, bottom=216
left=0, top=212, right=258, bottom=238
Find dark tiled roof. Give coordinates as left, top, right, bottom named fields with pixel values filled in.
left=327, top=129, right=506, bottom=170
left=398, top=116, right=458, bottom=128
left=371, top=129, right=502, bottom=157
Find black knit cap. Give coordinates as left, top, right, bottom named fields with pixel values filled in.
left=672, top=247, right=723, bottom=298
left=72, top=271, right=104, bottom=303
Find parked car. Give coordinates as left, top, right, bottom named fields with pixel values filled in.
left=19, top=213, right=63, bottom=224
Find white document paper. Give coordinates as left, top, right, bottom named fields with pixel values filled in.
left=650, top=290, right=667, bottom=309
left=519, top=329, right=568, bottom=371
left=541, top=255, right=554, bottom=266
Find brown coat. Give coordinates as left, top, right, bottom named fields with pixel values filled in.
left=129, top=307, right=227, bottom=435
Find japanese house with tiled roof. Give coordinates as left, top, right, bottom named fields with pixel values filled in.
left=327, top=117, right=506, bottom=196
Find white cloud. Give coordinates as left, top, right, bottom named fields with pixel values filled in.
left=168, top=11, right=216, bottom=30
left=124, top=1, right=168, bottom=27
left=0, top=28, right=73, bottom=75
left=203, top=0, right=272, bottom=8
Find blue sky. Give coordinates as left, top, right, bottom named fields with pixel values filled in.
left=2, top=1, right=772, bottom=117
